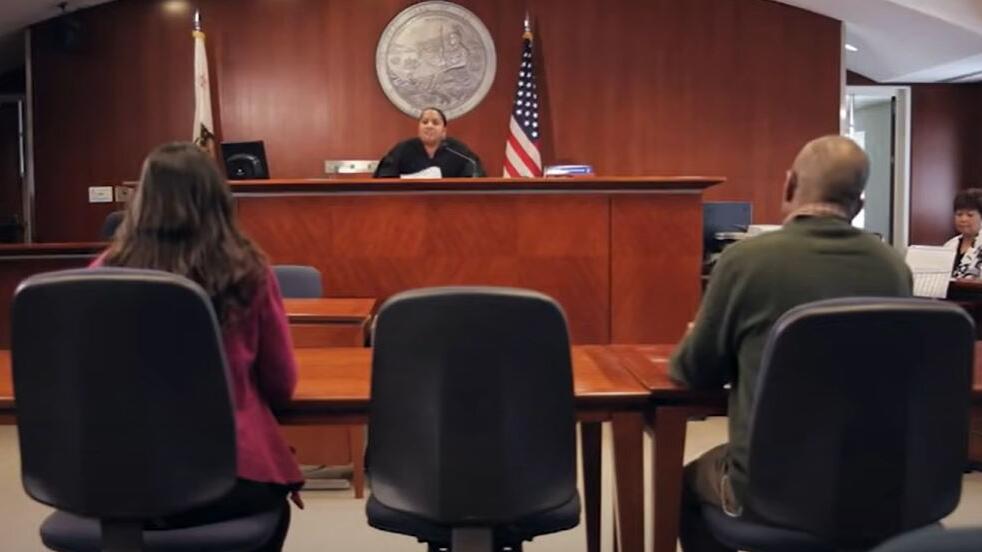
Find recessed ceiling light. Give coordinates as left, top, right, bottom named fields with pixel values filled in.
left=845, top=43, right=859, bottom=52
left=162, top=0, right=191, bottom=15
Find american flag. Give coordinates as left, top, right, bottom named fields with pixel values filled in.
left=503, top=21, right=542, bottom=177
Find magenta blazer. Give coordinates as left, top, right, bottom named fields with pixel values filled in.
left=91, top=256, right=303, bottom=486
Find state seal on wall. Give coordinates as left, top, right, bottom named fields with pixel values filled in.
left=376, top=1, right=496, bottom=119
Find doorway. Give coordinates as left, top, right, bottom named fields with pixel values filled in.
left=844, top=85, right=912, bottom=251
left=0, top=97, right=24, bottom=242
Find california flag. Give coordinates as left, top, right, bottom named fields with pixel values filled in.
left=192, top=27, right=215, bottom=155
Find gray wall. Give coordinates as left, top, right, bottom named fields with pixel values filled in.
left=855, top=101, right=893, bottom=241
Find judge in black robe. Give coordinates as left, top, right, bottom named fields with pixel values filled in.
left=373, top=107, right=485, bottom=178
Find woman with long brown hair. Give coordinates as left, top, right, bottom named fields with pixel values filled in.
left=94, top=142, right=302, bottom=550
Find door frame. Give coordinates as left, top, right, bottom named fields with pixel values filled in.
left=845, top=85, right=912, bottom=253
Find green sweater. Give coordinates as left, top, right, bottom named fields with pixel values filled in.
left=670, top=216, right=912, bottom=508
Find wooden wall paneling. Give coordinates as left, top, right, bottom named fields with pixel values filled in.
left=533, top=0, right=839, bottom=224
left=610, top=194, right=703, bottom=343
left=960, top=85, right=982, bottom=192
left=909, top=86, right=963, bottom=245
left=32, top=0, right=193, bottom=242
left=205, top=0, right=333, bottom=177
left=908, top=85, right=982, bottom=245
left=32, top=0, right=839, bottom=241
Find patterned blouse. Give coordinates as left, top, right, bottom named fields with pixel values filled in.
left=945, top=234, right=982, bottom=278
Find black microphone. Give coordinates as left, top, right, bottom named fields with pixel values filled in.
left=441, top=141, right=480, bottom=177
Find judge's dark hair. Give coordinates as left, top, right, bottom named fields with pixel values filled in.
left=103, top=142, right=267, bottom=326
left=954, top=188, right=982, bottom=214
left=419, top=107, right=447, bottom=126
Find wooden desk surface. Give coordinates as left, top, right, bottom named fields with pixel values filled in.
left=1, top=342, right=978, bottom=412
left=950, top=279, right=982, bottom=294
left=284, top=346, right=650, bottom=414
left=226, top=176, right=724, bottom=195
left=283, top=298, right=377, bottom=323
left=620, top=343, right=982, bottom=401
left=0, top=242, right=104, bottom=257
left=0, top=345, right=650, bottom=415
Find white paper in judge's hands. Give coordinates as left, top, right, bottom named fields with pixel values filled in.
left=905, top=245, right=956, bottom=299
left=400, top=166, right=442, bottom=179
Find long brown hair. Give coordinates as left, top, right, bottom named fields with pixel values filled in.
left=104, top=142, right=267, bottom=325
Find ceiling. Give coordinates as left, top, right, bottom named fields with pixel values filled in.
left=775, top=0, right=982, bottom=82
left=0, top=1, right=111, bottom=39
left=0, top=0, right=980, bottom=83
left=0, top=0, right=114, bottom=74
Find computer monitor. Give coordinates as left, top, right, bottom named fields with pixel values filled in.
left=703, top=201, right=752, bottom=253
left=221, top=141, right=270, bottom=180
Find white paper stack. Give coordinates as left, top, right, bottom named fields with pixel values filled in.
left=400, top=166, right=443, bottom=179
left=905, top=245, right=956, bottom=298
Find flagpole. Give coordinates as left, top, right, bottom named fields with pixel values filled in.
left=503, top=12, right=543, bottom=177
left=192, top=9, right=216, bottom=157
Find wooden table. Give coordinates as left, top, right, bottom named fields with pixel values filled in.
left=281, top=298, right=377, bottom=498
left=8, top=336, right=978, bottom=551
left=284, top=298, right=377, bottom=347
left=946, top=279, right=982, bottom=338
left=0, top=346, right=649, bottom=552
left=619, top=343, right=982, bottom=552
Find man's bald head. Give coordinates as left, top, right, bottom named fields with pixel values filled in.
left=783, top=135, right=870, bottom=217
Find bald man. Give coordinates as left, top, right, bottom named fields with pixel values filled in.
left=671, top=136, right=912, bottom=552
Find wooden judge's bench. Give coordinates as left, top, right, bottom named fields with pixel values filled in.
left=230, top=176, right=722, bottom=344
left=0, top=177, right=720, bottom=347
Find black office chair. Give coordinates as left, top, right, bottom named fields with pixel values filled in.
left=272, top=264, right=323, bottom=298
left=12, top=268, right=285, bottom=552
left=366, top=287, right=580, bottom=552
left=870, top=526, right=982, bottom=552
left=100, top=210, right=125, bottom=240
left=700, top=297, right=974, bottom=551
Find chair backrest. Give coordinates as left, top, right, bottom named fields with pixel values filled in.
left=272, top=264, right=323, bottom=298
left=101, top=210, right=125, bottom=240
left=368, top=286, right=577, bottom=525
left=746, top=297, right=974, bottom=547
left=12, top=268, right=236, bottom=519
